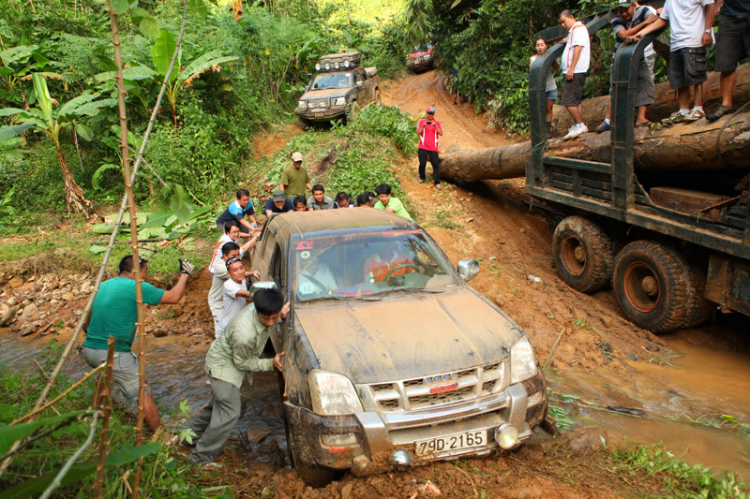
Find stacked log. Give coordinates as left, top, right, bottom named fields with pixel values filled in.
left=553, top=62, right=750, bottom=132
left=441, top=111, right=750, bottom=181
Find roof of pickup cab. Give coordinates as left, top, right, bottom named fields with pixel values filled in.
left=266, top=208, right=418, bottom=238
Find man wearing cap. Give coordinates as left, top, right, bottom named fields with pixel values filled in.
left=416, top=107, right=443, bottom=190
left=82, top=255, right=194, bottom=432
left=279, top=152, right=312, bottom=198
left=264, top=189, right=295, bottom=217
left=595, top=0, right=659, bottom=132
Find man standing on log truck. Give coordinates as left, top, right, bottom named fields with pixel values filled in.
left=631, top=0, right=717, bottom=124
left=559, top=9, right=591, bottom=140
left=706, top=0, right=750, bottom=121
left=596, top=0, right=659, bottom=132
left=82, top=255, right=194, bottom=432
left=417, top=107, right=443, bottom=190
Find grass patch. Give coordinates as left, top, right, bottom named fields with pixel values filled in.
left=611, top=443, right=750, bottom=498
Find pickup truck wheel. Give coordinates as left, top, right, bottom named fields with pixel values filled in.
left=374, top=90, right=382, bottom=106
left=282, top=401, right=338, bottom=487
left=346, top=101, right=359, bottom=124
left=612, top=240, right=693, bottom=334
left=297, top=117, right=312, bottom=131
left=553, top=216, right=613, bottom=293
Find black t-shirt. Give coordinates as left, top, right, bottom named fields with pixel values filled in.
left=723, top=0, right=750, bottom=16
left=264, top=198, right=294, bottom=214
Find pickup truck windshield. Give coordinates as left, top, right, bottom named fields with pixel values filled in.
left=294, top=231, right=459, bottom=302
left=310, top=73, right=351, bottom=90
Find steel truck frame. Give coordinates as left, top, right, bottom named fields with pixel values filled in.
left=528, top=10, right=750, bottom=332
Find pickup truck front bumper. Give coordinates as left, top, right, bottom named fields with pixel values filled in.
left=285, top=369, right=547, bottom=475
left=406, top=57, right=434, bottom=71
left=295, top=107, right=347, bottom=122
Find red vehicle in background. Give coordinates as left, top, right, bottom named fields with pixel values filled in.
left=406, top=43, right=434, bottom=73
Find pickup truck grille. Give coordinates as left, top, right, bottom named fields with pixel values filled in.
left=368, top=361, right=505, bottom=412
left=307, top=99, right=328, bottom=109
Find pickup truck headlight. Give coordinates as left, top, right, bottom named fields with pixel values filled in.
left=298, top=100, right=308, bottom=110
left=309, top=370, right=364, bottom=416
left=335, top=97, right=346, bottom=106
left=510, top=336, right=537, bottom=384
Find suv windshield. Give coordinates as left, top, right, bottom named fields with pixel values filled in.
left=294, top=231, right=459, bottom=302
left=310, top=73, right=351, bottom=90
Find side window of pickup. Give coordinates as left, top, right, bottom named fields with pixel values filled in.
left=269, top=243, right=284, bottom=291
left=256, top=224, right=277, bottom=279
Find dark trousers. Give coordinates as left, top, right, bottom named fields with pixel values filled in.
left=418, top=149, right=440, bottom=184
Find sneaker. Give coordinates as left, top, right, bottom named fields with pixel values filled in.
left=684, top=108, right=705, bottom=122
left=435, top=183, right=442, bottom=190
left=661, top=111, right=686, bottom=126
left=706, top=105, right=734, bottom=122
left=564, top=123, right=587, bottom=140
left=418, top=178, right=424, bottom=184
left=595, top=121, right=611, bottom=133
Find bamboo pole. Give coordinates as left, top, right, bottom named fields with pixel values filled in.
left=94, top=337, right=116, bottom=499
left=107, top=3, right=149, bottom=497
left=0, top=0, right=188, bottom=483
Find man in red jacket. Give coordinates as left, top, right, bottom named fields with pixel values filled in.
left=416, top=107, right=444, bottom=190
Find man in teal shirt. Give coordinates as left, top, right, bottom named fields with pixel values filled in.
left=188, top=288, right=288, bottom=465
left=83, top=255, right=194, bottom=431
left=374, top=183, right=413, bottom=220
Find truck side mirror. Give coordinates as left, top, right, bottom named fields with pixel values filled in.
left=457, top=259, right=480, bottom=281
left=356, top=81, right=363, bottom=87
left=250, top=281, right=278, bottom=294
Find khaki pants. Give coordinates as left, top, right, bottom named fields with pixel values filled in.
left=189, top=374, right=241, bottom=464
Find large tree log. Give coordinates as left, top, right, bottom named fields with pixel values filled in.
left=553, top=62, right=750, bottom=132
left=441, top=111, right=750, bottom=181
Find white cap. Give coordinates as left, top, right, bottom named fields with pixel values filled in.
left=291, top=152, right=303, bottom=162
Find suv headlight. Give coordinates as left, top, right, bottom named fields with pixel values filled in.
left=335, top=97, right=346, bottom=106
left=510, top=336, right=537, bottom=384
left=309, top=370, right=363, bottom=416
left=298, top=100, right=308, bottom=110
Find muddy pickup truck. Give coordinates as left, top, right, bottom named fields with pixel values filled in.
left=295, top=52, right=381, bottom=129
left=250, top=209, right=548, bottom=485
left=406, top=43, right=435, bottom=72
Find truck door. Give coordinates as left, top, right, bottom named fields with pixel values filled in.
left=354, top=70, right=366, bottom=102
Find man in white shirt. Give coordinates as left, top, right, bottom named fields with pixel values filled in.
left=632, top=0, right=716, bottom=123
left=208, top=220, right=256, bottom=274
left=208, top=242, right=259, bottom=337
left=216, top=258, right=251, bottom=340
left=559, top=9, right=591, bottom=140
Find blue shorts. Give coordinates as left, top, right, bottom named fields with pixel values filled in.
left=546, top=89, right=558, bottom=101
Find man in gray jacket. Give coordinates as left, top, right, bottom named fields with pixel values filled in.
left=188, top=288, right=288, bottom=465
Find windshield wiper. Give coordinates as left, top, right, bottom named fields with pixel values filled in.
left=368, top=287, right=446, bottom=298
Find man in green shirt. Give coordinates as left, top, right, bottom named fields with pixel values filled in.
left=279, top=151, right=312, bottom=198
left=188, top=288, right=289, bottom=465
left=374, top=183, right=413, bottom=220
left=82, top=255, right=194, bottom=431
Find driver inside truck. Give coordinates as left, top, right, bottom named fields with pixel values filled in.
left=297, top=247, right=339, bottom=296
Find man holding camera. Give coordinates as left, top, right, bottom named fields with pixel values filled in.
left=416, top=107, right=443, bottom=191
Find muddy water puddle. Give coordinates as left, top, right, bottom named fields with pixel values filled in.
left=548, top=334, right=750, bottom=478
left=0, top=332, right=288, bottom=466
left=2, top=326, right=749, bottom=477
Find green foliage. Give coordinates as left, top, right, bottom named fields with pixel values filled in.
left=611, top=444, right=750, bottom=498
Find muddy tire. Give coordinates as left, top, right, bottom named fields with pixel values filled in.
left=374, top=90, right=382, bottom=106
left=297, top=117, right=312, bottom=131
left=281, top=395, right=337, bottom=488
left=682, top=268, right=716, bottom=328
left=345, top=101, right=359, bottom=124
left=612, top=240, right=693, bottom=334
left=553, top=216, right=614, bottom=293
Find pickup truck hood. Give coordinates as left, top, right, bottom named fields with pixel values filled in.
left=295, top=288, right=524, bottom=384
left=299, top=88, right=349, bottom=101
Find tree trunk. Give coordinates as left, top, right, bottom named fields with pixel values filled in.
left=553, top=62, right=750, bottom=132
left=441, top=111, right=750, bottom=181
left=55, top=141, right=92, bottom=217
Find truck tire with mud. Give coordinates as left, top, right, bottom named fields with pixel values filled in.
left=298, top=117, right=312, bottom=131
left=346, top=100, right=359, bottom=124
left=612, top=240, right=696, bottom=334
left=553, top=216, right=614, bottom=293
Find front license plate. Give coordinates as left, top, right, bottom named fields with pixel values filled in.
left=415, top=430, right=487, bottom=456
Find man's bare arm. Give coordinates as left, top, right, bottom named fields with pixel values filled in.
left=160, top=274, right=189, bottom=304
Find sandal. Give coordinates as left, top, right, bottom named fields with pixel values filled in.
left=635, top=121, right=652, bottom=128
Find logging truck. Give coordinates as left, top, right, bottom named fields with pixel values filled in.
left=526, top=12, right=750, bottom=333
